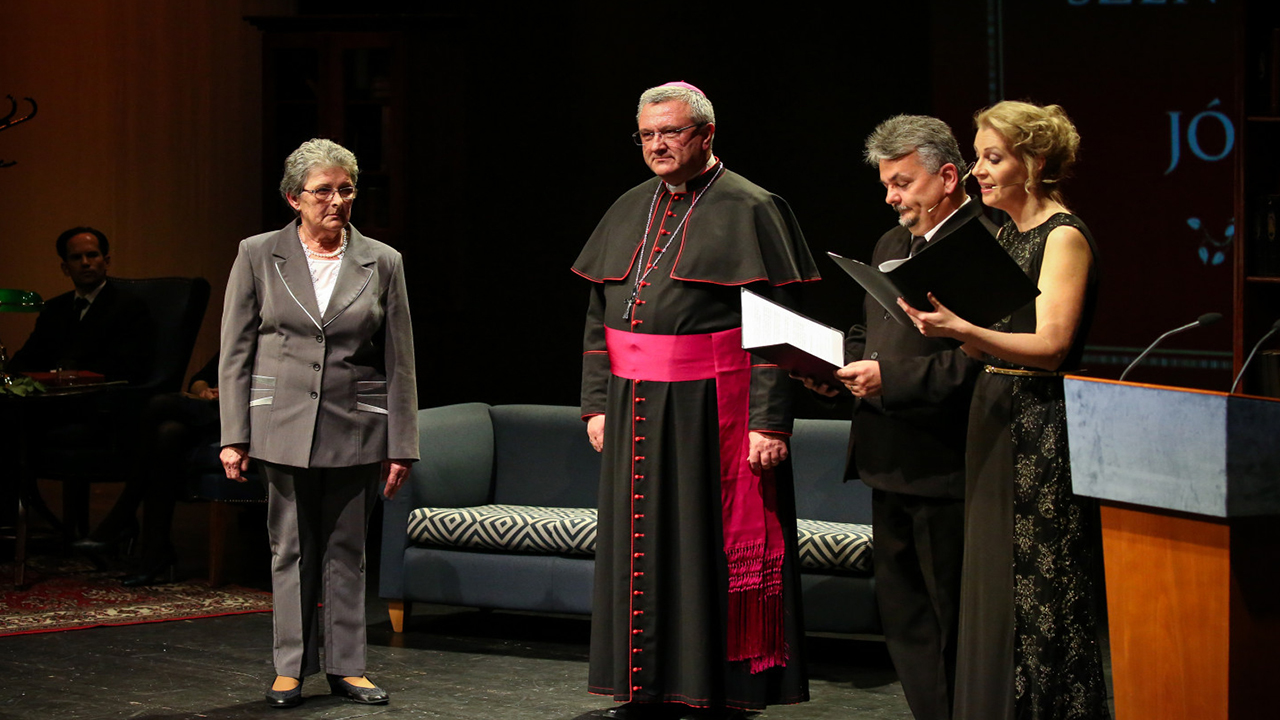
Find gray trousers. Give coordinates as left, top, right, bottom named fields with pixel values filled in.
left=262, top=462, right=380, bottom=679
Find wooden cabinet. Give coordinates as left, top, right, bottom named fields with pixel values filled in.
left=1236, top=1, right=1280, bottom=396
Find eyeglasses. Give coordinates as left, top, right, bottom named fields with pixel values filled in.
left=301, top=186, right=358, bottom=202
left=632, top=123, right=704, bottom=146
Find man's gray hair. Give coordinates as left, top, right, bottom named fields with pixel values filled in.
left=279, top=138, right=360, bottom=201
left=636, top=85, right=716, bottom=125
left=863, top=115, right=964, bottom=174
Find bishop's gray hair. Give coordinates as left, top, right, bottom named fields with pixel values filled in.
left=279, top=138, right=360, bottom=202
left=636, top=85, right=716, bottom=126
left=863, top=115, right=964, bottom=174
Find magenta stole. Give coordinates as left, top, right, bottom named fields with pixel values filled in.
left=605, top=325, right=787, bottom=673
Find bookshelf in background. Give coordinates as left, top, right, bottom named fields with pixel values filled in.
left=1236, top=1, right=1280, bottom=396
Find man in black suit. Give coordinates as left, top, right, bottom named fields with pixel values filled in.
left=9, top=226, right=150, bottom=382
left=805, top=116, right=993, bottom=720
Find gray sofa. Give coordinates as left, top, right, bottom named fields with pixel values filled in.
left=379, top=403, right=880, bottom=636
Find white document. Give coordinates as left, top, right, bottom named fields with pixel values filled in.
left=740, top=289, right=845, bottom=379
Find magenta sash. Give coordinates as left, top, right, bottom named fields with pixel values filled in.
left=605, top=325, right=787, bottom=673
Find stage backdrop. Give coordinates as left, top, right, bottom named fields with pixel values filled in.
left=934, top=0, right=1237, bottom=391
left=2, top=1, right=1240, bottom=416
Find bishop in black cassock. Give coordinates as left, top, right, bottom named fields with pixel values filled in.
left=573, top=82, right=818, bottom=718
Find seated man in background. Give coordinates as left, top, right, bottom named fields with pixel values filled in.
left=8, top=226, right=153, bottom=539
left=9, top=226, right=151, bottom=383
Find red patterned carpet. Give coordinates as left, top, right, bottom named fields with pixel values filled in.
left=0, top=556, right=272, bottom=636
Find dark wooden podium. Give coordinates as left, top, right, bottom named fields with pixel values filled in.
left=1064, top=377, right=1280, bottom=720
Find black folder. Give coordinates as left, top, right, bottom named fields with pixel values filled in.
left=828, top=220, right=1040, bottom=329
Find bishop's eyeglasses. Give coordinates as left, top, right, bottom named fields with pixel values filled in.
left=632, top=123, right=705, bottom=146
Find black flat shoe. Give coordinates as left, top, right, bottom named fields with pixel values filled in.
left=674, top=709, right=746, bottom=720
left=326, top=675, right=389, bottom=704
left=120, top=556, right=177, bottom=587
left=597, top=703, right=672, bottom=719
left=264, top=683, right=303, bottom=708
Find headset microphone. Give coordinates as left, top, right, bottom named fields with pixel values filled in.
left=927, top=162, right=978, bottom=214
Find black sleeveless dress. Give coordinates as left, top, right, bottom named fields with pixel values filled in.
left=952, top=213, right=1112, bottom=720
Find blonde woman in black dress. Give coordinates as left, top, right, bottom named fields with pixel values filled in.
left=900, top=101, right=1110, bottom=720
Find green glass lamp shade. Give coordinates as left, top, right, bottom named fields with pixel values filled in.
left=0, top=289, right=43, bottom=312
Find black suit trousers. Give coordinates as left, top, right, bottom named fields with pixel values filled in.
left=872, top=488, right=965, bottom=720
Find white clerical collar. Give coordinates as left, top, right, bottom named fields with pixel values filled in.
left=921, top=195, right=972, bottom=242
left=664, top=155, right=719, bottom=193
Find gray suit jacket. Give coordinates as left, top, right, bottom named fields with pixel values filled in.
left=219, top=221, right=419, bottom=468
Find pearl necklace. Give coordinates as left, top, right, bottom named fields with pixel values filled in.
left=299, top=226, right=347, bottom=259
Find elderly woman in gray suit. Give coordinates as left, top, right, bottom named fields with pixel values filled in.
left=219, top=138, right=417, bottom=709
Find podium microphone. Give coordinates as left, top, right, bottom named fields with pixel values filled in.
left=1230, top=318, right=1280, bottom=394
left=1119, top=312, right=1223, bottom=382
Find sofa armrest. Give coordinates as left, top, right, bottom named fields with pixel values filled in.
left=410, top=402, right=497, bottom=508
left=380, top=402, right=496, bottom=600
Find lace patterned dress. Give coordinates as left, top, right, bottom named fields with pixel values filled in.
left=952, top=213, right=1112, bottom=720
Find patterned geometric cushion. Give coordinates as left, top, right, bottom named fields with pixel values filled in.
left=796, top=519, right=874, bottom=575
left=406, top=505, right=873, bottom=574
left=408, top=504, right=598, bottom=556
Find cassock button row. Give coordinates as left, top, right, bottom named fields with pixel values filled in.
left=633, top=610, right=644, bottom=616
left=633, top=514, right=644, bottom=520
left=634, top=436, right=645, bottom=442
left=633, top=589, right=644, bottom=595
left=633, top=494, right=644, bottom=499
left=633, top=648, right=643, bottom=654
left=632, top=667, right=642, bottom=672
left=634, top=475, right=644, bottom=480
left=633, top=532, right=644, bottom=538
left=633, top=551, right=644, bottom=556
left=632, top=685, right=643, bottom=691
left=635, top=416, right=646, bottom=421
left=636, top=397, right=645, bottom=402
left=634, top=456, right=644, bottom=461
left=633, top=571, right=644, bottom=577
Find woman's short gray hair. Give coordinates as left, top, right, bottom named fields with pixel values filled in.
left=636, top=85, right=716, bottom=125
left=863, top=115, right=964, bottom=174
left=279, top=138, right=360, bottom=202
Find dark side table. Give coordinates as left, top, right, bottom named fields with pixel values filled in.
left=1, top=382, right=121, bottom=587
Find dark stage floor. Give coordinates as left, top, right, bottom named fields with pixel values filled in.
left=0, top=482, right=1109, bottom=719
left=0, top=606, right=911, bottom=719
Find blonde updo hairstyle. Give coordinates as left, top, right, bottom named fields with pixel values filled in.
left=975, top=101, right=1079, bottom=205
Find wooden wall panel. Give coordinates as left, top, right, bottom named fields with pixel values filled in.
left=1, top=0, right=290, bottom=379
